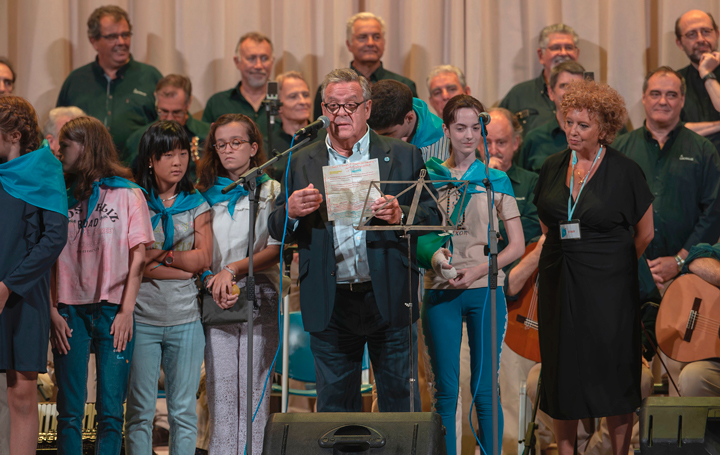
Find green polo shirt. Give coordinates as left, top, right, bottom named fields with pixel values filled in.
left=678, top=64, right=720, bottom=152
left=122, top=115, right=211, bottom=170
left=263, top=122, right=325, bottom=182
left=202, top=81, right=271, bottom=138
left=614, top=122, right=720, bottom=259
left=499, top=72, right=556, bottom=137
left=57, top=55, right=162, bottom=160
left=518, top=117, right=567, bottom=172
left=313, top=62, right=418, bottom=118
left=498, top=165, right=541, bottom=252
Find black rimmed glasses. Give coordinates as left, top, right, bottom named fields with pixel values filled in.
left=322, top=100, right=367, bottom=115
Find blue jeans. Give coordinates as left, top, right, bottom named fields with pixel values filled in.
left=125, top=320, right=205, bottom=455
left=422, top=287, right=507, bottom=455
left=309, top=288, right=421, bottom=412
left=53, top=303, right=135, bottom=455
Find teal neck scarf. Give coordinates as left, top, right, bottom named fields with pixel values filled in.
left=147, top=189, right=206, bottom=250
left=0, top=145, right=68, bottom=217
left=68, top=177, right=146, bottom=219
left=201, top=175, right=270, bottom=217
left=424, top=157, right=515, bottom=197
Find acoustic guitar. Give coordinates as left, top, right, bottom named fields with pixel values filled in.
left=191, top=136, right=200, bottom=171
left=505, top=242, right=541, bottom=363
left=656, top=274, right=720, bottom=363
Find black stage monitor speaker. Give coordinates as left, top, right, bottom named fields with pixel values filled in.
left=640, top=397, right=720, bottom=454
left=262, top=412, right=447, bottom=454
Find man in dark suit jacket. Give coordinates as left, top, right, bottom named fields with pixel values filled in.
left=268, top=68, right=441, bottom=413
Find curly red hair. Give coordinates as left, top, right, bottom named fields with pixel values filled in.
left=561, top=79, right=627, bottom=145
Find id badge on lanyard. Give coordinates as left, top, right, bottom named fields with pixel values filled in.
left=563, top=147, right=602, bottom=241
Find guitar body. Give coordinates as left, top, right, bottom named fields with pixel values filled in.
left=656, top=274, right=720, bottom=363
left=505, top=242, right=541, bottom=363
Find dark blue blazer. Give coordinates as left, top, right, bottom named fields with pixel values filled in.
left=268, top=131, right=441, bottom=332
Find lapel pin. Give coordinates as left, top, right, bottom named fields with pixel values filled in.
left=384, top=157, right=389, bottom=162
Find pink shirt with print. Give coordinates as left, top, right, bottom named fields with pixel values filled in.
left=57, top=186, right=154, bottom=305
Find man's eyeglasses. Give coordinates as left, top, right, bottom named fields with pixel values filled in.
left=684, top=28, right=716, bottom=40
left=322, top=101, right=367, bottom=115
left=157, top=108, right=186, bottom=120
left=214, top=139, right=251, bottom=151
left=99, top=32, right=133, bottom=42
left=545, top=44, right=577, bottom=52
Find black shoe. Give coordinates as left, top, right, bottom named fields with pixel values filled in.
left=195, top=449, right=208, bottom=455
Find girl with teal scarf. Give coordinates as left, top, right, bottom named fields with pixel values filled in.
left=0, top=96, right=68, bottom=455
left=421, top=95, right=525, bottom=455
left=196, top=114, right=282, bottom=454
left=52, top=116, right=155, bottom=455
left=124, top=121, right=212, bottom=454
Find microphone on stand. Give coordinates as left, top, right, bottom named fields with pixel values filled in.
left=295, top=116, right=330, bottom=137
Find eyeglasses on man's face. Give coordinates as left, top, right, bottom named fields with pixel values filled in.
left=683, top=28, right=716, bottom=41
left=99, top=31, right=133, bottom=42
left=322, top=101, right=367, bottom=115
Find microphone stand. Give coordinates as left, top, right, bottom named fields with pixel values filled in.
left=479, top=116, right=500, bottom=455
left=222, top=132, right=315, bottom=455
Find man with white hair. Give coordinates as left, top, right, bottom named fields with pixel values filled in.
left=43, top=107, right=86, bottom=159
left=426, top=65, right=472, bottom=116
left=312, top=12, right=417, bottom=118
left=203, top=32, right=275, bottom=138
left=499, top=24, right=580, bottom=137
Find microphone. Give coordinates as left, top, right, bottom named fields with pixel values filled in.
left=296, top=116, right=330, bottom=137
left=478, top=112, right=492, bottom=124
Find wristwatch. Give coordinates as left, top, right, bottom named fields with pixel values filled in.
left=674, top=254, right=685, bottom=272
left=163, top=250, right=174, bottom=266
left=703, top=72, right=717, bottom=82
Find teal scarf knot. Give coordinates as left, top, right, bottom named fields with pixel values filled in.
left=201, top=175, right=270, bottom=217
left=147, top=190, right=206, bottom=250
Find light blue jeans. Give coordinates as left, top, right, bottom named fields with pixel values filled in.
left=125, top=320, right=205, bottom=455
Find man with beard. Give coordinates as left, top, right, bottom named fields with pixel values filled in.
left=675, top=10, right=720, bottom=152
left=56, top=5, right=162, bottom=163
left=499, top=24, right=580, bottom=137
left=0, top=57, right=14, bottom=96
left=312, top=12, right=417, bottom=119
left=203, top=32, right=275, bottom=138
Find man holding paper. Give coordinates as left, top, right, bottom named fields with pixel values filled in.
left=268, top=68, right=441, bottom=412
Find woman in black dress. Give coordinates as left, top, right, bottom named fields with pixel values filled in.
left=0, top=96, right=68, bottom=455
left=533, top=80, right=654, bottom=455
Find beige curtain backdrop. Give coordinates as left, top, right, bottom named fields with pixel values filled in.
left=0, top=0, right=718, bottom=130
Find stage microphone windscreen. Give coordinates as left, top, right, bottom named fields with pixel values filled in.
left=478, top=112, right=491, bottom=125
left=296, top=116, right=330, bottom=136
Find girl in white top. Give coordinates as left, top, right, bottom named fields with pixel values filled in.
left=196, top=113, right=281, bottom=455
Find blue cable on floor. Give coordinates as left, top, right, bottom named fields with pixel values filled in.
left=244, top=135, right=297, bottom=455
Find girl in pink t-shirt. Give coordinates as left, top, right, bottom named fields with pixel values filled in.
left=50, top=116, right=154, bottom=455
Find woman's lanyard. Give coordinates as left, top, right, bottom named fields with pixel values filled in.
left=567, top=146, right=603, bottom=221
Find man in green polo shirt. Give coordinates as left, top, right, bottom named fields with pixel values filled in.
left=615, top=66, right=720, bottom=292
left=674, top=10, right=720, bottom=152
left=123, top=74, right=210, bottom=174
left=312, top=12, right=417, bottom=119
left=56, top=5, right=162, bottom=162
left=264, top=71, right=324, bottom=182
left=518, top=61, right=585, bottom=172
left=499, top=23, right=580, bottom=137
left=202, top=32, right=275, bottom=138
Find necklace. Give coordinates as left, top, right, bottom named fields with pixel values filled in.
left=445, top=189, right=467, bottom=227
left=574, top=151, right=599, bottom=184
left=161, top=193, right=179, bottom=202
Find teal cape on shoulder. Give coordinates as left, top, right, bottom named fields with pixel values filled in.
left=0, top=145, right=68, bottom=217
